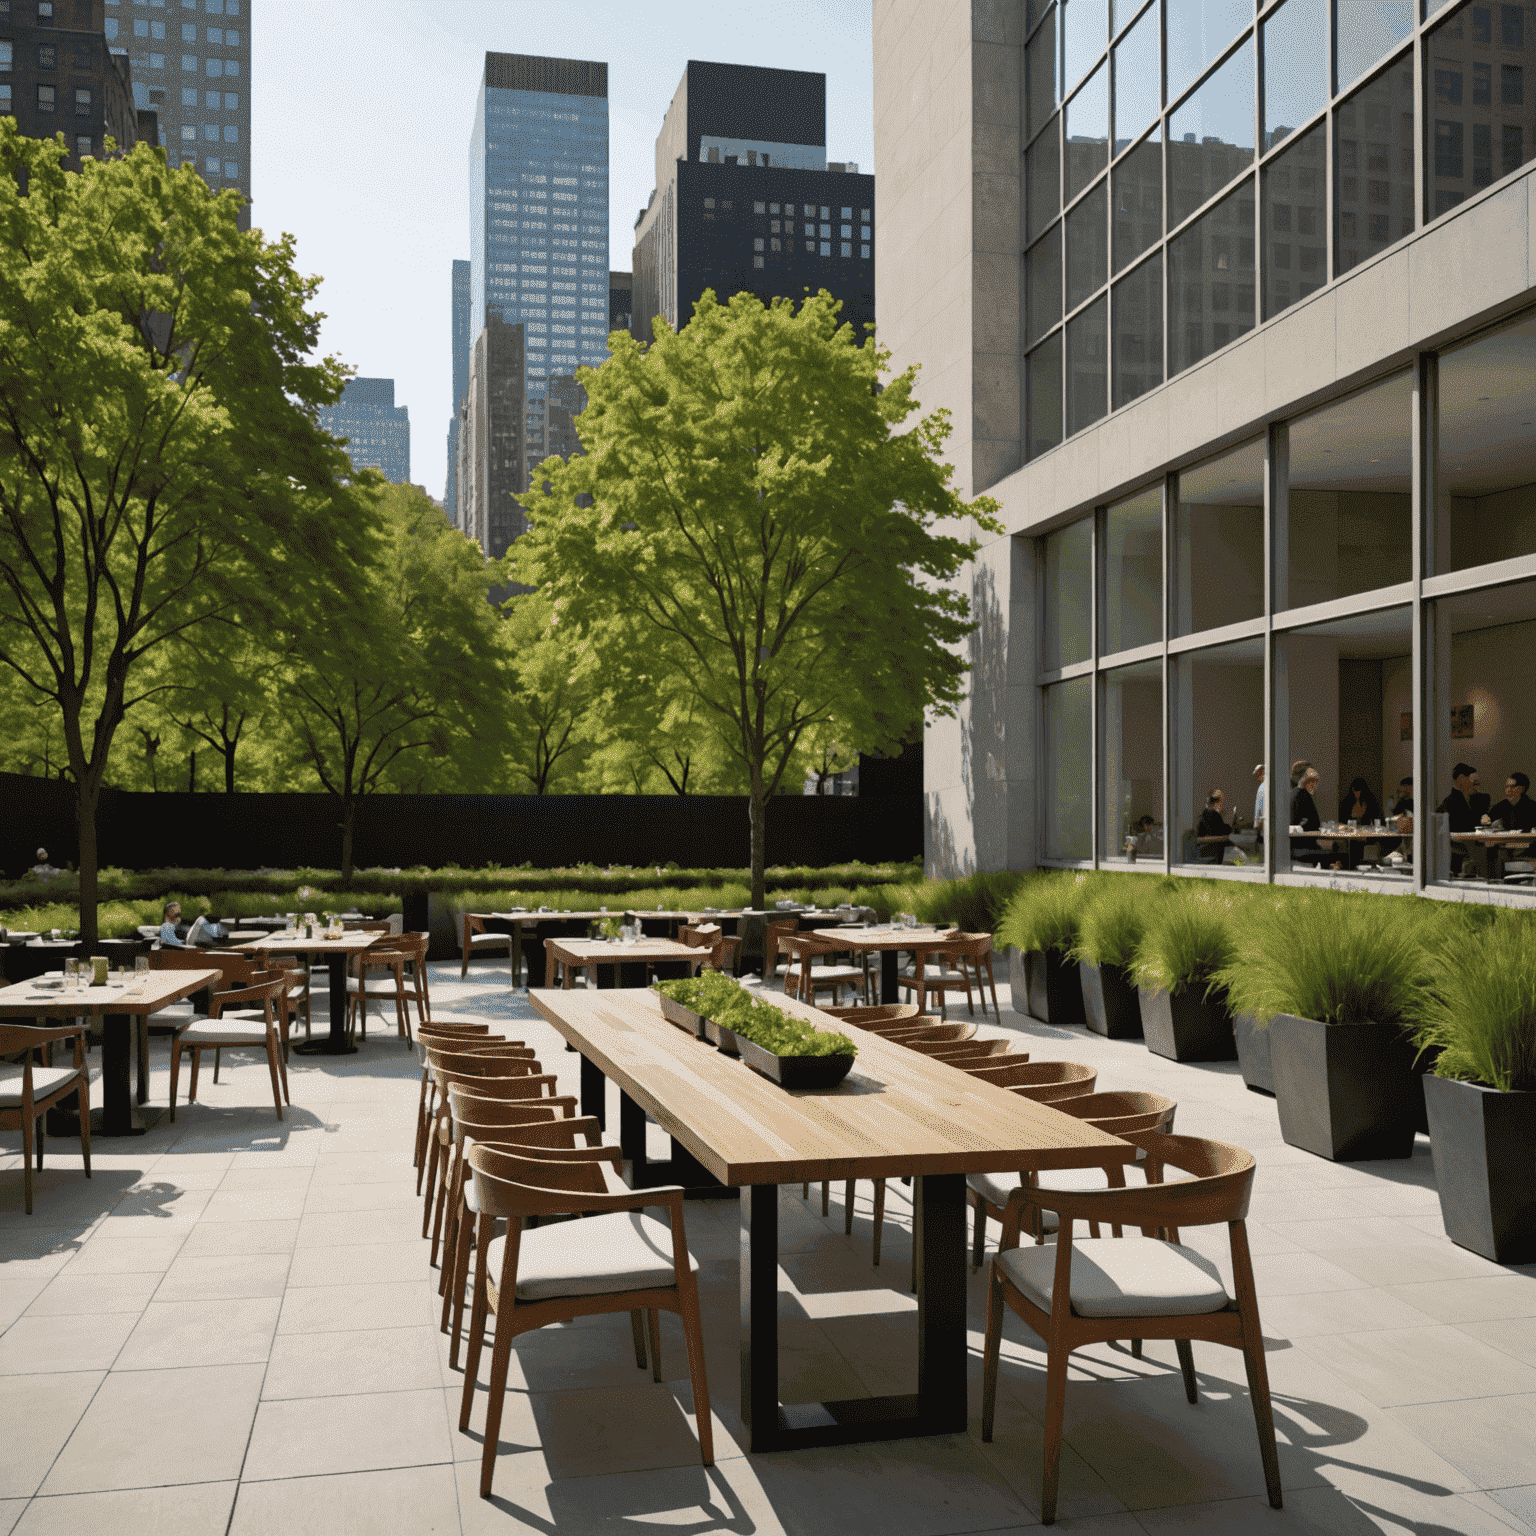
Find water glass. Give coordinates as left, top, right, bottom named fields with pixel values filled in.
left=136, top=955, right=150, bottom=974
left=63, top=958, right=79, bottom=991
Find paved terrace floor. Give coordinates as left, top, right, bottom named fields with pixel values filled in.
left=2, top=963, right=1535, bottom=1535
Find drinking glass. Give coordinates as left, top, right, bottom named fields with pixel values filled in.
left=63, top=958, right=78, bottom=991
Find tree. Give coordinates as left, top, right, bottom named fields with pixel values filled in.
left=498, top=593, right=597, bottom=794
left=517, top=288, right=1000, bottom=907
left=0, top=125, right=359, bottom=944
left=281, top=480, right=509, bottom=873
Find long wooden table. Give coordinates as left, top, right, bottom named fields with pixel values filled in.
left=530, top=986, right=1131, bottom=1453
left=236, top=931, right=385, bottom=1055
left=0, top=969, right=219, bottom=1136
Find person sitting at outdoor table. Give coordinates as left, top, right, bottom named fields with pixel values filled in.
left=1290, top=767, right=1327, bottom=865
left=1196, top=790, right=1230, bottom=863
left=158, top=901, right=187, bottom=948
left=1337, top=778, right=1383, bottom=870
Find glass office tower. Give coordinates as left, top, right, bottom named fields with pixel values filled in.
left=316, top=378, right=410, bottom=485
left=445, top=259, right=471, bottom=529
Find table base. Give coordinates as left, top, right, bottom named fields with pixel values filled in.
left=292, top=1036, right=359, bottom=1057
left=51, top=1103, right=168, bottom=1138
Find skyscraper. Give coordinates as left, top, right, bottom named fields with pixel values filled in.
left=102, top=0, right=250, bottom=225
left=455, top=52, right=609, bottom=560
left=317, top=378, right=410, bottom=485
left=445, top=258, right=472, bottom=529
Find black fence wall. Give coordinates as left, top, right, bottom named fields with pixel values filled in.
left=0, top=773, right=921, bottom=878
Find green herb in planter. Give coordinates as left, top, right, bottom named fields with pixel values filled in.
left=1415, top=917, right=1536, bottom=1093
left=996, top=874, right=1093, bottom=956
left=651, top=976, right=855, bottom=1058
left=1132, top=892, right=1237, bottom=1000
left=1072, top=879, right=1164, bottom=969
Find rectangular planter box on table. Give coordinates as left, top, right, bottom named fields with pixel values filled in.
left=1234, top=1012, right=1275, bottom=1094
left=1269, top=1014, right=1421, bottom=1161
left=1423, top=1075, right=1536, bottom=1264
left=703, top=1018, right=740, bottom=1056
left=1139, top=985, right=1237, bottom=1062
left=736, top=1036, right=855, bottom=1090
left=1022, top=949, right=1085, bottom=1026
left=656, top=994, right=708, bottom=1039
left=1081, top=963, right=1143, bottom=1039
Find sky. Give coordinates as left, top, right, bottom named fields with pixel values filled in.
left=251, top=1, right=876, bottom=503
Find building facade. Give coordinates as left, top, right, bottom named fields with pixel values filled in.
left=445, top=258, right=472, bottom=529
left=317, top=377, right=410, bottom=485
left=876, top=0, right=1536, bottom=906
left=1, top=0, right=151, bottom=168
left=609, top=267, right=631, bottom=334
left=456, top=312, right=527, bottom=566
left=102, top=0, right=249, bottom=223
left=632, top=61, right=875, bottom=341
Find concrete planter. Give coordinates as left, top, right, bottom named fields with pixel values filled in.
left=1269, top=1014, right=1421, bottom=1161
left=1020, top=948, right=1085, bottom=1025
left=1081, top=962, right=1143, bottom=1038
left=1423, top=1075, right=1536, bottom=1264
left=1234, top=1012, right=1275, bottom=1095
left=1139, top=985, right=1237, bottom=1062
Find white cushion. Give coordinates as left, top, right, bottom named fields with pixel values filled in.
left=484, top=1210, right=697, bottom=1301
left=176, top=1018, right=273, bottom=1047
left=345, top=976, right=407, bottom=995
left=996, top=1236, right=1230, bottom=1319
left=469, top=932, right=511, bottom=947
left=972, top=1165, right=1149, bottom=1229
left=786, top=964, right=863, bottom=984
left=0, top=1063, right=83, bottom=1108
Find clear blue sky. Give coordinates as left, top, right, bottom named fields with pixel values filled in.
left=252, top=1, right=875, bottom=501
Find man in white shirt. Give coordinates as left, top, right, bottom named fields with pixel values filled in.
left=1253, top=764, right=1266, bottom=832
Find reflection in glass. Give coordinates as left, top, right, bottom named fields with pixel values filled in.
left=1113, top=131, right=1163, bottom=271
left=1065, top=60, right=1111, bottom=200
left=1102, top=486, right=1162, bottom=654
left=1167, top=178, right=1256, bottom=376
left=1262, top=121, right=1327, bottom=318
left=1027, top=333, right=1065, bottom=461
left=1437, top=310, right=1536, bottom=572
left=1102, top=659, right=1165, bottom=860
left=1027, top=224, right=1063, bottom=344
left=1044, top=519, right=1093, bottom=669
left=1336, top=0, right=1414, bottom=89
left=1262, top=0, right=1327, bottom=148
left=1028, top=7, right=1061, bottom=140
left=1066, top=179, right=1109, bottom=308
left=1112, top=251, right=1164, bottom=409
left=1426, top=0, right=1536, bottom=222
left=1027, top=118, right=1062, bottom=239
left=1172, top=637, right=1265, bottom=871
left=1335, top=55, right=1416, bottom=274
left=1167, top=44, right=1256, bottom=228
left=1285, top=372, right=1413, bottom=609
left=1173, top=438, right=1264, bottom=636
left=1028, top=0, right=1055, bottom=33
left=1113, top=2, right=1161, bottom=152
left=1067, top=294, right=1109, bottom=434
left=1166, top=0, right=1252, bottom=99
left=1063, top=0, right=1110, bottom=88
left=1044, top=676, right=1093, bottom=859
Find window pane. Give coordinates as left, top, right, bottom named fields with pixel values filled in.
left=1044, top=518, right=1094, bottom=668
left=1064, top=0, right=1109, bottom=88
left=1168, top=44, right=1256, bottom=227
left=1027, top=116, right=1062, bottom=238
left=1263, top=0, right=1328, bottom=148
left=1065, top=178, right=1108, bottom=308
left=1437, top=310, right=1536, bottom=572
left=1113, top=2, right=1160, bottom=152
left=1336, top=0, right=1415, bottom=90
left=1103, top=485, right=1163, bottom=653
left=1172, top=637, right=1265, bottom=870
left=1173, top=437, right=1265, bottom=636
left=1102, top=659, right=1165, bottom=860
left=1028, top=6, right=1062, bottom=139
left=1334, top=54, right=1416, bottom=275
left=1044, top=677, right=1094, bottom=859
left=1027, top=333, right=1065, bottom=461
left=1285, top=372, right=1413, bottom=609
left=1167, top=0, right=1252, bottom=99
left=1027, top=224, right=1063, bottom=344
left=1113, top=130, right=1163, bottom=271
left=1426, top=0, right=1536, bottom=221
left=1262, top=120, right=1327, bottom=318
left=1065, top=59, right=1110, bottom=200
left=1067, top=294, right=1109, bottom=433
left=1112, top=250, right=1164, bottom=408
left=1167, top=177, right=1256, bottom=375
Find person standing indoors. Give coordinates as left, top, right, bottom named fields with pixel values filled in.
left=1252, top=763, right=1266, bottom=845
left=1197, top=790, right=1231, bottom=863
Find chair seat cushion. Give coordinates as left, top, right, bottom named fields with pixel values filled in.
left=345, top=976, right=406, bottom=995
left=996, top=1235, right=1230, bottom=1319
left=0, top=1063, right=83, bottom=1108
left=785, top=964, right=864, bottom=984
left=485, top=1210, right=698, bottom=1301
left=469, top=932, right=512, bottom=947
left=970, top=1165, right=1148, bottom=1227
left=175, top=1018, right=273, bottom=1047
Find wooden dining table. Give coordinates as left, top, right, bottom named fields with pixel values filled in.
left=530, top=985, right=1132, bottom=1453
left=542, top=936, right=707, bottom=990
left=235, top=930, right=386, bottom=1056
left=0, top=968, right=219, bottom=1136
left=811, top=925, right=953, bottom=1006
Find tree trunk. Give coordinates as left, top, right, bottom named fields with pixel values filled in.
left=76, top=778, right=100, bottom=952
left=749, top=769, right=767, bottom=910
left=188, top=750, right=196, bottom=792
left=224, top=741, right=236, bottom=793
left=339, top=790, right=356, bottom=880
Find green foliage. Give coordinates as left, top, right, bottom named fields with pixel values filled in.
left=1414, top=913, right=1536, bottom=1093
left=1132, top=890, right=1240, bottom=998
left=653, top=974, right=855, bottom=1057
left=1073, top=876, right=1168, bottom=968
left=879, top=870, right=1028, bottom=933
left=996, top=873, right=1094, bottom=956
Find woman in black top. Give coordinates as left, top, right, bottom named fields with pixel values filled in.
left=1196, top=789, right=1231, bottom=863
left=1291, top=768, right=1323, bottom=863
left=1337, top=778, right=1382, bottom=869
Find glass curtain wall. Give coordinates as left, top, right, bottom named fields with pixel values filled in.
left=1023, top=0, right=1535, bottom=463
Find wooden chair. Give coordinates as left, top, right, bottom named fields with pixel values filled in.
left=780, top=932, right=867, bottom=1007
left=980, top=1132, right=1281, bottom=1525
left=899, top=932, right=1002, bottom=1020
left=681, top=923, right=741, bottom=975
left=459, top=1143, right=714, bottom=1497
left=167, top=975, right=291, bottom=1122
left=461, top=913, right=516, bottom=980
left=1, top=1022, right=91, bottom=1215
left=346, top=943, right=417, bottom=1045
left=821, top=1002, right=919, bottom=1024
left=413, top=1025, right=513, bottom=1174
left=908, top=1037, right=1018, bottom=1062
left=763, top=918, right=799, bottom=981
left=878, top=1019, right=977, bottom=1045
left=398, top=931, right=433, bottom=1025
left=969, top=1059, right=1098, bottom=1102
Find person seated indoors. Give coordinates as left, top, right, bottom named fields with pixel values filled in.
left=1487, top=772, right=1536, bottom=866
left=158, top=901, right=187, bottom=948
left=1440, top=763, right=1490, bottom=875
left=1290, top=767, right=1325, bottom=864
left=1379, top=776, right=1414, bottom=860
left=1132, top=814, right=1163, bottom=857
left=1338, top=777, right=1384, bottom=870
left=1196, top=789, right=1231, bottom=863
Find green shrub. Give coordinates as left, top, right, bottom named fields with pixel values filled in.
left=1132, top=890, right=1240, bottom=998
left=1414, top=913, right=1536, bottom=1093
left=1073, top=876, right=1166, bottom=968
left=996, top=873, right=1093, bottom=956
left=653, top=975, right=856, bottom=1057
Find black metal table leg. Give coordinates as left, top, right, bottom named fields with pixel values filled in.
left=580, top=1053, right=606, bottom=1129
left=880, top=949, right=900, bottom=1005
left=292, top=952, right=358, bottom=1055
left=95, top=1013, right=164, bottom=1136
